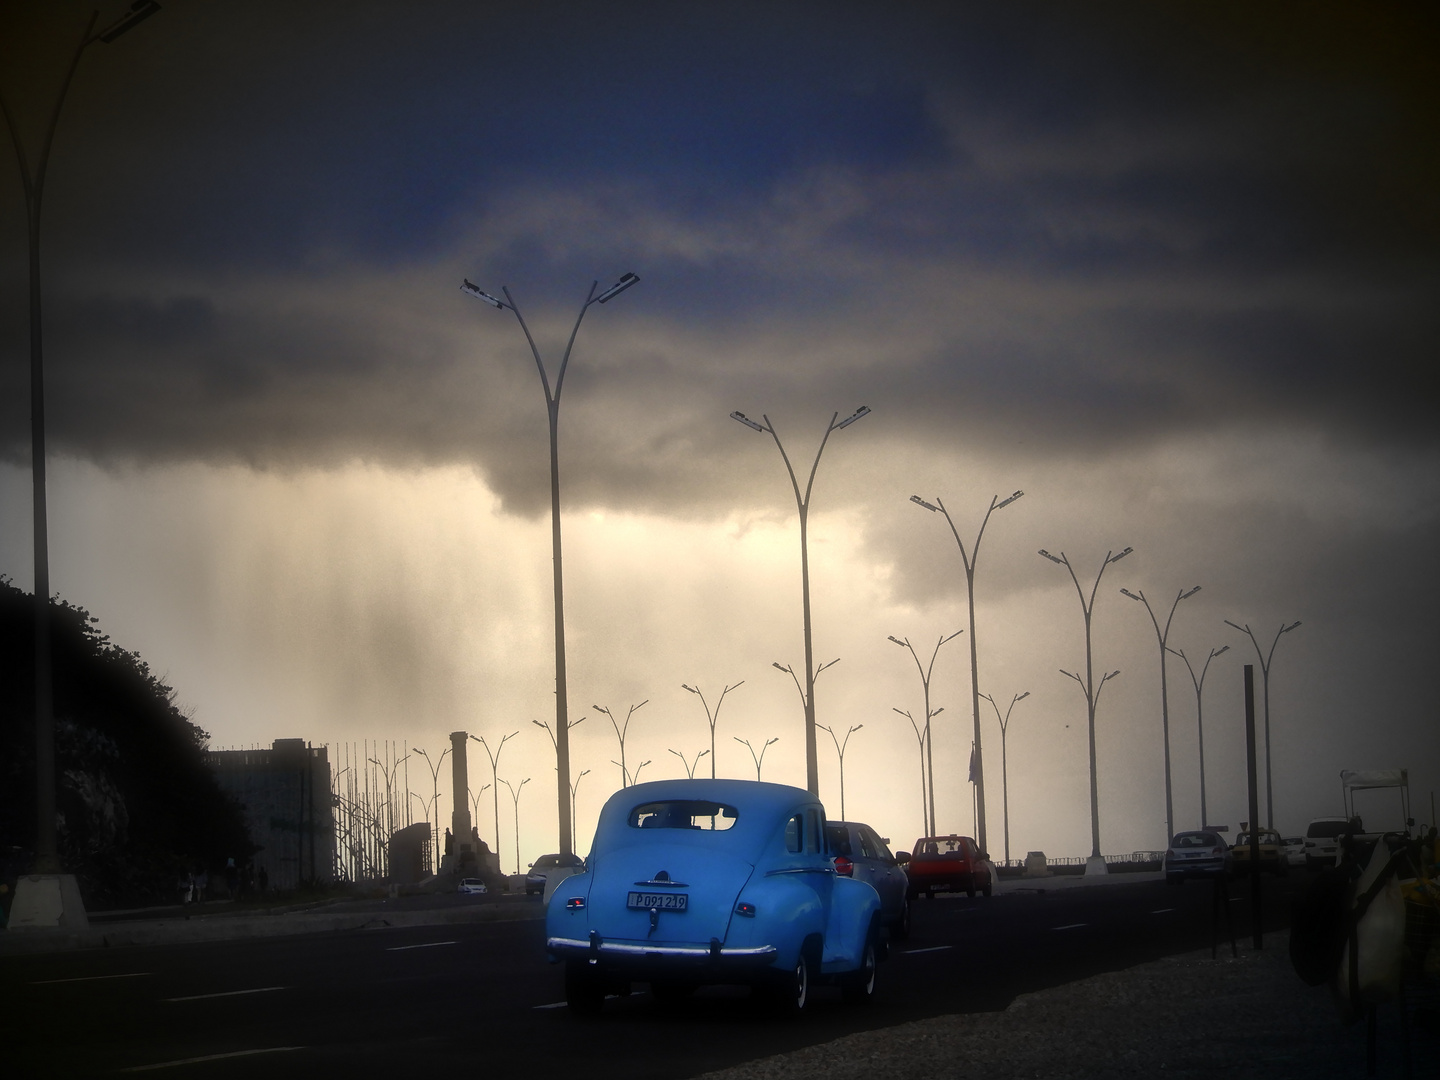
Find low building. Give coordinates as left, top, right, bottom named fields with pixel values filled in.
left=208, top=739, right=335, bottom=890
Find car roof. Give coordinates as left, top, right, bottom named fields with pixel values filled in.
left=594, top=778, right=818, bottom=850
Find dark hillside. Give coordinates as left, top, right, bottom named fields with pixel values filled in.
left=0, top=577, right=251, bottom=909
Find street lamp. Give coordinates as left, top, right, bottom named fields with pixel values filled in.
left=681, top=681, right=743, bottom=779
left=817, top=723, right=863, bottom=820
left=595, top=700, right=647, bottom=787
left=1039, top=545, right=1132, bottom=866
left=1168, top=644, right=1229, bottom=827
left=367, top=752, right=410, bottom=849
left=570, top=769, right=590, bottom=847
left=668, top=748, right=711, bottom=779
left=892, top=707, right=934, bottom=839
left=468, top=733, right=515, bottom=874
left=734, top=737, right=779, bottom=781
left=909, top=491, right=1023, bottom=858
left=978, top=691, right=1029, bottom=865
left=887, top=633, right=961, bottom=838
left=462, top=272, right=639, bottom=856
left=732, top=406, right=870, bottom=794
left=413, top=746, right=451, bottom=872
left=1119, top=585, right=1200, bottom=846
left=1223, top=619, right=1302, bottom=828
left=499, top=777, right=531, bottom=876
left=2, top=1, right=160, bottom=923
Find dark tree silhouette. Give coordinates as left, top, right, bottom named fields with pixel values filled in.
left=0, top=577, right=252, bottom=909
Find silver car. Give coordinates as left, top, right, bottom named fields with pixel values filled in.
left=826, top=820, right=910, bottom=940
left=1164, top=830, right=1232, bottom=884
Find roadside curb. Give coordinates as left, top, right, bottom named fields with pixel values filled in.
left=0, top=899, right=542, bottom=957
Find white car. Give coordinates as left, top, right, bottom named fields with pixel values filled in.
left=1282, top=836, right=1306, bottom=867
left=458, top=877, right=487, bottom=895
left=1303, top=817, right=1357, bottom=869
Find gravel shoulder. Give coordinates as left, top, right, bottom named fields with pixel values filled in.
left=696, top=931, right=1435, bottom=1080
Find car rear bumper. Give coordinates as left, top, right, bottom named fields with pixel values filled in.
left=546, top=935, right=778, bottom=977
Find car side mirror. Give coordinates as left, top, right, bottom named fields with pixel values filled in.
left=527, top=863, right=534, bottom=868
left=979, top=852, right=990, bottom=862
left=896, top=852, right=911, bottom=865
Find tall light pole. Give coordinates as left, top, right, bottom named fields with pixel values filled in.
left=595, top=700, right=647, bottom=787
left=887, top=633, right=961, bottom=839
left=1223, top=619, right=1301, bottom=828
left=893, top=707, right=934, bottom=838
left=368, top=752, right=410, bottom=859
left=817, top=724, right=862, bottom=820
left=500, top=777, right=530, bottom=876
left=2, top=1, right=160, bottom=923
left=1119, top=586, right=1200, bottom=846
left=910, top=492, right=1023, bottom=860
left=731, top=406, right=870, bottom=794
left=1039, top=545, right=1132, bottom=865
left=570, top=769, right=589, bottom=846
left=668, top=748, right=710, bottom=779
left=1169, top=645, right=1229, bottom=827
left=734, top=737, right=779, bottom=781
left=681, top=681, right=743, bottom=779
left=534, top=714, right=584, bottom=849
left=979, top=691, right=1029, bottom=865
left=462, top=272, right=639, bottom=857
left=413, top=747, right=450, bottom=872
left=469, top=733, right=515, bottom=874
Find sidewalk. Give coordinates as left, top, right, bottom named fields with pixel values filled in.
left=0, top=895, right=542, bottom=956
left=697, top=931, right=1436, bottom=1080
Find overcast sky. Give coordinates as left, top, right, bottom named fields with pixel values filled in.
left=2, top=1, right=1436, bottom=869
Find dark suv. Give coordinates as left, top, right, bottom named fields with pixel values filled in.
left=826, top=820, right=911, bottom=939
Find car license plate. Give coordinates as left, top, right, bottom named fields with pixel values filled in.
left=627, top=891, right=688, bottom=911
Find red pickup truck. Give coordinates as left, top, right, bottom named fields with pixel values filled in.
left=901, top=834, right=992, bottom=899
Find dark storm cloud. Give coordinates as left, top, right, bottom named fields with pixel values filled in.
left=2, top=1, right=1437, bottom=509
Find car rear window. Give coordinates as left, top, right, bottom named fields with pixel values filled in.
left=629, top=800, right=738, bottom=830
left=826, top=825, right=853, bottom=856
left=1172, top=833, right=1220, bottom=848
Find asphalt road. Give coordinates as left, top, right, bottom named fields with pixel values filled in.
left=1, top=871, right=1305, bottom=1077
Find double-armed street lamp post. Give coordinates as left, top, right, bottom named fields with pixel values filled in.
left=413, top=746, right=450, bottom=871
left=909, top=492, right=1023, bottom=859
left=1038, top=546, right=1132, bottom=865
left=1119, top=586, right=1200, bottom=846
left=570, top=770, right=589, bottom=846
left=469, top=732, right=515, bottom=874
left=462, top=272, right=639, bottom=857
left=731, top=407, right=870, bottom=795
left=2, top=1, right=160, bottom=920
left=1168, top=644, right=1229, bottom=827
left=669, top=748, right=710, bottom=779
left=595, top=700, right=647, bottom=787
left=500, top=777, right=530, bottom=876
left=681, top=681, right=743, bottom=779
left=735, top=737, right=779, bottom=782
left=1223, top=619, right=1302, bottom=828
left=893, top=707, right=937, bottom=838
left=979, top=691, right=1029, bottom=865
left=817, top=723, right=863, bottom=820
left=887, top=633, right=961, bottom=840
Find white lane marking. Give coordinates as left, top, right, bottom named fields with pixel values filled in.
left=534, top=994, right=623, bottom=1010
left=901, top=945, right=953, bottom=955
left=1150, top=908, right=1176, bottom=914
left=33, top=972, right=152, bottom=985
left=119, top=1047, right=304, bottom=1072
left=386, top=940, right=458, bottom=952
left=1052, top=923, right=1088, bottom=930
left=165, top=986, right=286, bottom=1002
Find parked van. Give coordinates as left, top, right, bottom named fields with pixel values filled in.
left=1304, top=816, right=1358, bottom=870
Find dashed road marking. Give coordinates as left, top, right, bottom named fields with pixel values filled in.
left=901, top=945, right=953, bottom=955
left=1150, top=908, right=1175, bottom=914
left=33, top=972, right=152, bottom=985
left=386, top=940, right=458, bottom=952
left=165, top=986, right=286, bottom=1002
left=534, top=994, right=623, bottom=1010
left=119, top=1047, right=304, bottom=1072
left=1052, top=923, right=1088, bottom=931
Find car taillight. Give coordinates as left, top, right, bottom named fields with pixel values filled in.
left=735, top=902, right=756, bottom=918
left=565, top=896, right=585, bottom=910
left=834, top=856, right=853, bottom=877
left=1212, top=846, right=1225, bottom=856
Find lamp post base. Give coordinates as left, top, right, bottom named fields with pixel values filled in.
left=6, top=874, right=88, bottom=930
left=1083, top=855, right=1110, bottom=877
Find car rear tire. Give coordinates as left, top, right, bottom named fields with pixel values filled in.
left=981, top=877, right=992, bottom=898
left=965, top=881, right=976, bottom=898
left=770, top=950, right=811, bottom=1016
left=565, top=961, right=605, bottom=1017
left=841, top=936, right=877, bottom=1005
left=891, top=899, right=911, bottom=941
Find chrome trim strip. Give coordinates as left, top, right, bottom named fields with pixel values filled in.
left=764, top=866, right=834, bottom=876
left=547, top=936, right=776, bottom=960
left=632, top=880, right=689, bottom=888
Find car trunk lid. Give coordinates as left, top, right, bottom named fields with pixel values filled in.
left=586, top=841, right=755, bottom=946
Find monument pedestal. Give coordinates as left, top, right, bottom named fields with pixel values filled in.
left=7, top=874, right=88, bottom=930
left=1083, top=855, right=1110, bottom=876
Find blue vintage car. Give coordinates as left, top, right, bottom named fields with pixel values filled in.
left=546, top=778, right=884, bottom=1014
